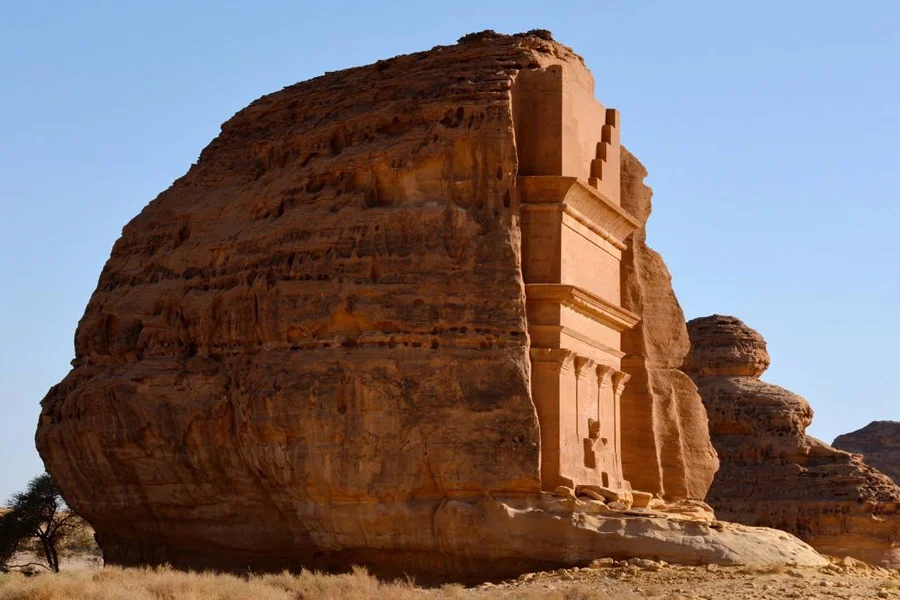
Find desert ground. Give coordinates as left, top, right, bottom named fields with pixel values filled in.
left=1, top=555, right=899, bottom=600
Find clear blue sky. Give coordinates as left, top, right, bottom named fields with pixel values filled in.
left=1, top=1, right=897, bottom=501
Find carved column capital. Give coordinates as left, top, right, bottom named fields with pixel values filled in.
left=595, top=364, right=614, bottom=388
left=530, top=348, right=576, bottom=371
left=574, top=355, right=595, bottom=380
left=611, top=370, right=631, bottom=399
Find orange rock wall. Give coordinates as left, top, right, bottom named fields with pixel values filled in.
left=834, top=422, right=900, bottom=487
left=36, top=30, right=724, bottom=576
left=38, top=33, right=566, bottom=572
left=618, top=150, right=719, bottom=500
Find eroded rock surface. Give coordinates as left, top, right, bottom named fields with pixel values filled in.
left=38, top=30, right=554, bottom=577
left=834, top=422, right=900, bottom=487
left=435, top=495, right=825, bottom=573
left=37, top=31, right=824, bottom=579
left=686, top=314, right=900, bottom=567
left=618, top=150, right=718, bottom=500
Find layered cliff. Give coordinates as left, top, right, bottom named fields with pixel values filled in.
left=36, top=32, right=826, bottom=578
left=834, top=422, right=900, bottom=487
left=618, top=150, right=718, bottom=500
left=685, top=315, right=900, bottom=566
left=38, top=31, right=558, bottom=576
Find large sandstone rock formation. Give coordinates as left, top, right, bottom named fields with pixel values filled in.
left=834, top=422, right=900, bottom=486
left=618, top=151, right=718, bottom=500
left=685, top=315, right=900, bottom=567
left=36, top=31, right=825, bottom=578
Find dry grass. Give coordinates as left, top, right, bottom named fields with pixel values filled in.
left=0, top=565, right=614, bottom=600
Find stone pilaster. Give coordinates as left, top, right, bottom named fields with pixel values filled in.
left=530, top=348, right=576, bottom=488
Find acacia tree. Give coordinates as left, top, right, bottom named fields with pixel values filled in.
left=0, top=473, right=84, bottom=572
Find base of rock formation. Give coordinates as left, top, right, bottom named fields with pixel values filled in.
left=96, top=493, right=825, bottom=581
left=686, top=315, right=900, bottom=568
left=703, top=438, right=900, bottom=568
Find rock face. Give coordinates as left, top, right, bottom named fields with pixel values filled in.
left=36, top=31, right=824, bottom=578
left=39, top=31, right=547, bottom=577
left=834, top=422, right=900, bottom=487
left=432, top=495, right=825, bottom=572
left=618, top=151, right=719, bottom=500
left=686, top=315, right=900, bottom=567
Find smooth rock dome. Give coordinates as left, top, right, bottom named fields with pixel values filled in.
left=683, top=314, right=770, bottom=378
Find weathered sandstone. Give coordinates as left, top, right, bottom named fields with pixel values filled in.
left=432, top=495, right=824, bottom=572
left=37, top=31, right=824, bottom=578
left=686, top=314, right=900, bottom=567
left=834, top=422, right=900, bottom=487
left=618, top=150, right=718, bottom=500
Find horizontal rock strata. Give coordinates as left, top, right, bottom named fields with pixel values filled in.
left=686, top=314, right=900, bottom=567
left=37, top=31, right=823, bottom=578
left=619, top=150, right=718, bottom=500
left=39, top=30, right=552, bottom=578
left=834, top=421, right=900, bottom=487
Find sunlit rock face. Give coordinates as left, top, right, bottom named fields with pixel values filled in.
left=686, top=315, right=900, bottom=567
left=36, top=31, right=824, bottom=579
left=834, top=421, right=900, bottom=487
left=618, top=150, right=719, bottom=501
left=38, top=31, right=550, bottom=577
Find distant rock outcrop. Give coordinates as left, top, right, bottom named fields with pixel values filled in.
left=685, top=315, right=900, bottom=567
left=834, top=422, right=900, bottom=487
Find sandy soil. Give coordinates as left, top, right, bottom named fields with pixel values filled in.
left=4, top=553, right=899, bottom=599
left=479, top=557, right=900, bottom=599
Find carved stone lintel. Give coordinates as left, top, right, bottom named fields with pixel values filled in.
left=518, top=176, right=641, bottom=250
left=525, top=283, right=640, bottom=332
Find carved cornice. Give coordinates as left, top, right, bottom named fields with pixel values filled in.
left=526, top=283, right=640, bottom=332
left=518, top=176, right=641, bottom=249
left=522, top=203, right=627, bottom=251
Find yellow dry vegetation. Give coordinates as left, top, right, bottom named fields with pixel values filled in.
left=0, top=565, right=610, bottom=600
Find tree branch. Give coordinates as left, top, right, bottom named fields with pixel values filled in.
left=48, top=513, right=78, bottom=536
left=6, top=562, right=51, bottom=571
